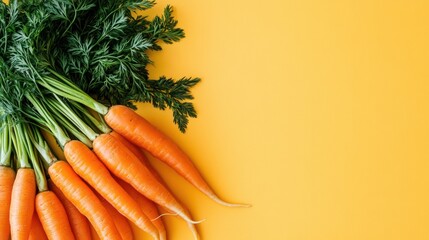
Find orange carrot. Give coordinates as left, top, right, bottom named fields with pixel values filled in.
left=48, top=160, right=122, bottom=240
left=98, top=194, right=134, bottom=240
left=0, top=166, right=15, bottom=240
left=63, top=140, right=159, bottom=240
left=29, top=210, right=48, bottom=240
left=109, top=133, right=199, bottom=240
left=116, top=177, right=167, bottom=240
left=105, top=105, right=249, bottom=207
left=49, top=180, right=92, bottom=240
left=92, top=133, right=200, bottom=225
left=10, top=168, right=36, bottom=240
left=109, top=131, right=165, bottom=183
left=35, top=190, right=75, bottom=240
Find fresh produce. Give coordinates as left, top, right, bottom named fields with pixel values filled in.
left=0, top=0, right=249, bottom=239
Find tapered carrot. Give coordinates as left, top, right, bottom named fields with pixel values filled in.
left=116, top=177, right=167, bottom=240
left=109, top=131, right=165, bottom=183
left=63, top=140, right=159, bottom=240
left=29, top=211, right=48, bottom=240
left=97, top=193, right=134, bottom=240
left=92, top=133, right=201, bottom=225
left=48, top=180, right=92, bottom=240
left=111, top=133, right=200, bottom=240
left=9, top=168, right=36, bottom=240
left=35, top=190, right=75, bottom=240
left=105, top=105, right=249, bottom=207
left=48, top=160, right=122, bottom=240
left=0, top=166, right=15, bottom=240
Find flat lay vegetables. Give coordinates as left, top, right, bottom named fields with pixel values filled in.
left=0, top=0, right=249, bottom=239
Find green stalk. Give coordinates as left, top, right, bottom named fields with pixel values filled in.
left=24, top=124, right=48, bottom=192
left=47, top=96, right=99, bottom=141
left=45, top=98, right=93, bottom=148
left=38, top=71, right=108, bottom=115
left=25, top=93, right=71, bottom=148
left=0, top=117, right=12, bottom=167
left=32, top=126, right=57, bottom=167
left=69, top=101, right=112, bottom=134
left=10, top=122, right=31, bottom=169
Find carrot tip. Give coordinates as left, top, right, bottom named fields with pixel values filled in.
left=151, top=212, right=177, bottom=221
left=211, top=196, right=252, bottom=208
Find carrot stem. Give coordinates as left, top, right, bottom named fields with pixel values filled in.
left=25, top=93, right=71, bottom=148
left=0, top=118, right=12, bottom=167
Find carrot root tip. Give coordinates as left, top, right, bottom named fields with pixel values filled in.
left=151, top=213, right=177, bottom=221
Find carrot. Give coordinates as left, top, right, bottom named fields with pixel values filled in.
left=63, top=140, right=159, bottom=240
left=92, top=133, right=201, bottom=225
left=48, top=160, right=122, bottom=240
left=109, top=131, right=165, bottom=183
left=97, top=193, right=134, bottom=240
left=105, top=105, right=249, bottom=207
left=0, top=166, right=15, bottom=240
left=116, top=177, right=167, bottom=240
left=35, top=190, right=75, bottom=240
left=10, top=168, right=36, bottom=240
left=48, top=180, right=92, bottom=240
left=110, top=133, right=200, bottom=240
left=29, top=210, right=48, bottom=240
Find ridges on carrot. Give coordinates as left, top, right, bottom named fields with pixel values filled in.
left=104, top=105, right=251, bottom=208
left=63, top=140, right=159, bottom=240
left=92, top=133, right=204, bottom=225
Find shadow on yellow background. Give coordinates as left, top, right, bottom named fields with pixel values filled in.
left=136, top=0, right=429, bottom=239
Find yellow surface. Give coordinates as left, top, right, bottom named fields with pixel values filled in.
left=133, top=1, right=429, bottom=240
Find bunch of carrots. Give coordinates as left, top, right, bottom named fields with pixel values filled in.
left=0, top=0, right=249, bottom=240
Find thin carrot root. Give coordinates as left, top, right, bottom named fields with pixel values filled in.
left=151, top=213, right=177, bottom=221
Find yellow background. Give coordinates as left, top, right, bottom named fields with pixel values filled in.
left=135, top=0, right=429, bottom=239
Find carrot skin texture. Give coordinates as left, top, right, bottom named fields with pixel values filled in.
left=0, top=166, right=15, bottom=240
left=64, top=140, right=159, bottom=240
left=98, top=195, right=134, bottom=240
left=49, top=180, right=92, bottom=240
left=116, top=177, right=167, bottom=240
left=105, top=105, right=245, bottom=207
left=93, top=133, right=197, bottom=224
left=109, top=131, right=165, bottom=183
left=48, top=161, right=122, bottom=240
left=110, top=131, right=200, bottom=238
left=29, top=211, right=48, bottom=240
left=10, top=168, right=36, bottom=240
left=35, top=191, right=75, bottom=240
